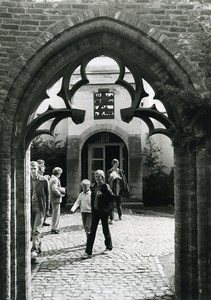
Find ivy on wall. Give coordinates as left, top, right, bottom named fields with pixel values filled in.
left=155, top=21, right=211, bottom=150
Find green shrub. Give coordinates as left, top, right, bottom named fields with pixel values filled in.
left=30, top=135, right=67, bottom=206
left=142, top=135, right=174, bottom=206
left=143, top=168, right=174, bottom=207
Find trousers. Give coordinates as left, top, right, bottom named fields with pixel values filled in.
left=85, top=210, right=112, bottom=255
left=110, top=195, right=122, bottom=220
left=81, top=212, right=92, bottom=237
left=31, top=211, right=44, bottom=252
left=51, top=202, right=60, bottom=230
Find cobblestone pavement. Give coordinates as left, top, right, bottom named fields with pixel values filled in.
left=31, top=211, right=175, bottom=300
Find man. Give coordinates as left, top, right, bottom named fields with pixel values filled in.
left=49, top=167, right=66, bottom=234
left=106, top=159, right=129, bottom=223
left=37, top=159, right=50, bottom=226
left=30, top=161, right=50, bottom=263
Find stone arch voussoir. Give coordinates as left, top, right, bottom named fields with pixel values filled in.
left=9, top=7, right=200, bottom=95
left=80, top=123, right=129, bottom=150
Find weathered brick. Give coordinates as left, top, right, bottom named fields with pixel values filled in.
left=9, top=30, right=26, bottom=36
left=26, top=31, right=40, bottom=37
left=12, top=13, right=31, bottom=20
left=19, top=25, right=38, bottom=31
left=169, top=26, right=187, bottom=32
left=8, top=7, right=26, bottom=13
left=177, top=4, right=194, bottom=9
left=0, top=36, right=16, bottom=41
left=0, top=30, right=9, bottom=35
left=2, top=19, right=21, bottom=24
left=25, top=8, right=45, bottom=14
left=0, top=13, right=12, bottom=18
left=21, top=20, right=40, bottom=26
left=2, top=1, right=18, bottom=7
left=167, top=9, right=184, bottom=15
left=32, top=14, right=49, bottom=21
left=1, top=24, right=19, bottom=30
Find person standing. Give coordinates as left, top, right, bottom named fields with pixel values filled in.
left=37, top=159, right=50, bottom=180
left=30, top=161, right=50, bottom=263
left=37, top=159, right=50, bottom=227
left=70, top=179, right=92, bottom=238
left=82, top=170, right=114, bottom=259
left=49, top=167, right=66, bottom=234
left=106, top=159, right=129, bottom=223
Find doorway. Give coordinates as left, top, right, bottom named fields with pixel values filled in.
left=88, top=144, right=124, bottom=181
left=81, top=132, right=128, bottom=183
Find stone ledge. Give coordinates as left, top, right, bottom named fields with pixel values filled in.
left=122, top=202, right=144, bottom=209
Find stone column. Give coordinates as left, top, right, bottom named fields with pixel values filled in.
left=0, top=152, right=12, bottom=299
left=174, top=139, right=198, bottom=300
left=16, top=147, right=31, bottom=300
left=196, top=138, right=211, bottom=300
left=10, top=150, right=17, bottom=300
left=66, top=136, right=81, bottom=209
left=127, top=135, right=143, bottom=208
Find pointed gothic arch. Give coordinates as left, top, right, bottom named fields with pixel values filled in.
left=0, top=9, right=206, bottom=300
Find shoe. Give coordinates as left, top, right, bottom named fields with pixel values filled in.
left=51, top=230, right=60, bottom=234
left=81, top=252, right=92, bottom=259
left=119, top=216, right=122, bottom=220
left=103, top=248, right=112, bottom=254
left=31, top=251, right=38, bottom=263
left=31, top=257, right=38, bottom=264
left=43, top=222, right=50, bottom=226
left=108, top=220, right=113, bottom=225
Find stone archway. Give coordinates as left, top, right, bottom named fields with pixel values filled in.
left=0, top=9, right=206, bottom=300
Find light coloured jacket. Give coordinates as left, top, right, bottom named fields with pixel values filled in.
left=49, top=175, right=65, bottom=204
left=71, top=190, right=91, bottom=213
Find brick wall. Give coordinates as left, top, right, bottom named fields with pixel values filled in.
left=0, top=0, right=211, bottom=125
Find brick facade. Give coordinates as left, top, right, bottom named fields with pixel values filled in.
left=0, top=1, right=211, bottom=299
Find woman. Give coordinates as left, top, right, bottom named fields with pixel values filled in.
left=82, top=170, right=115, bottom=259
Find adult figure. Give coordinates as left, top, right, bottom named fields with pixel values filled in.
left=82, top=170, right=115, bottom=259
left=71, top=179, right=92, bottom=238
left=30, top=161, right=50, bottom=262
left=106, top=158, right=129, bottom=223
left=37, top=159, right=50, bottom=226
left=37, top=159, right=50, bottom=180
left=49, top=167, right=66, bottom=234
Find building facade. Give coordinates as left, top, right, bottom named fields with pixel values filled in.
left=36, top=62, right=173, bottom=208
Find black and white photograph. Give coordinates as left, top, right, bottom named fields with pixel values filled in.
left=0, top=1, right=210, bottom=299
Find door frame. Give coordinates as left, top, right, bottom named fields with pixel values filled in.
left=88, top=143, right=124, bottom=181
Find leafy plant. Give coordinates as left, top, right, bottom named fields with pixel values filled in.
left=142, top=134, right=166, bottom=175
left=142, top=135, right=174, bottom=206
left=155, top=21, right=211, bottom=152
left=30, top=134, right=67, bottom=194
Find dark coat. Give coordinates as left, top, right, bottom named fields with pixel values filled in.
left=31, top=174, right=50, bottom=213
left=91, top=183, right=115, bottom=214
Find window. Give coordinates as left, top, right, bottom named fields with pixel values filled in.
left=93, top=91, right=114, bottom=119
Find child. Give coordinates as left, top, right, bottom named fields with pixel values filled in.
left=71, top=179, right=92, bottom=238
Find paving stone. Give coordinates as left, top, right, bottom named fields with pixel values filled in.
left=31, top=211, right=175, bottom=300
